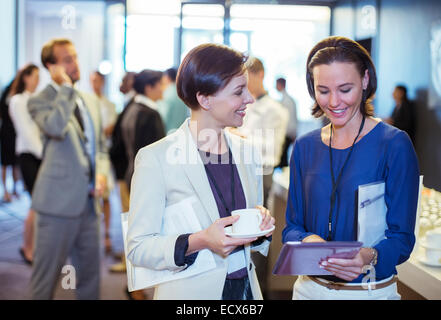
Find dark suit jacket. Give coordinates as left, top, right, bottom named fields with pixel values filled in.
left=391, top=99, right=416, bottom=144
left=109, top=98, right=133, bottom=180
left=122, top=101, right=165, bottom=188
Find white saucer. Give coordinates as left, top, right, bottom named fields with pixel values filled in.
left=419, top=257, right=441, bottom=267
left=420, top=239, right=441, bottom=250
left=224, top=225, right=275, bottom=239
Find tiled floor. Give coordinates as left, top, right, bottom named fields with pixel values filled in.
left=0, top=176, right=149, bottom=300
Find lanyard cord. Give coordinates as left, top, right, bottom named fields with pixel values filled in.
left=327, top=116, right=366, bottom=241
left=204, top=148, right=235, bottom=215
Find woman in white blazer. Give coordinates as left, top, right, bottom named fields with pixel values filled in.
left=127, top=43, right=275, bottom=300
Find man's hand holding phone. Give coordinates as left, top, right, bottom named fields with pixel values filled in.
left=48, top=65, right=72, bottom=86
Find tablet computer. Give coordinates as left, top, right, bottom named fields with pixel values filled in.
left=272, top=241, right=363, bottom=276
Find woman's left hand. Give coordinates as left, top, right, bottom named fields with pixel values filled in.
left=256, top=205, right=275, bottom=237
left=320, top=248, right=373, bottom=281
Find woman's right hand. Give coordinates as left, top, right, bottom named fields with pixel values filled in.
left=188, top=215, right=257, bottom=258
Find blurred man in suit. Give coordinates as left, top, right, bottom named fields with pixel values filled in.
left=28, top=38, right=109, bottom=299
left=385, top=84, right=416, bottom=145
left=236, top=57, right=288, bottom=206
left=234, top=57, right=288, bottom=296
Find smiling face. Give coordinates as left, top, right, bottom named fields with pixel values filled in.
left=90, top=72, right=104, bottom=95
left=204, top=72, right=255, bottom=128
left=313, top=61, right=368, bottom=129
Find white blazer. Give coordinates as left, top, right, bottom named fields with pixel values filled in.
left=127, top=119, right=270, bottom=300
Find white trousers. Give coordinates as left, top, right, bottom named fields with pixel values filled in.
left=292, top=275, right=401, bottom=300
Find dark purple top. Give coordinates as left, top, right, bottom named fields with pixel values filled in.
left=173, top=149, right=248, bottom=279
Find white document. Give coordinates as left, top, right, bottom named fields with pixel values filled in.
left=413, top=175, right=424, bottom=241
left=357, top=181, right=387, bottom=247
left=121, top=196, right=216, bottom=292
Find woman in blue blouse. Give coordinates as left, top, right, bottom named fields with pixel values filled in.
left=282, top=36, right=419, bottom=299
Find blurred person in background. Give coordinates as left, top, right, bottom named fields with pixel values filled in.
left=234, top=57, right=288, bottom=296
left=8, top=64, right=41, bottom=265
left=90, top=70, right=117, bottom=254
left=235, top=57, right=288, bottom=206
left=28, top=38, right=109, bottom=299
left=159, top=67, right=189, bottom=134
left=121, top=69, right=166, bottom=190
left=0, top=80, right=20, bottom=202
left=275, top=77, right=297, bottom=168
left=385, top=84, right=416, bottom=145
left=109, top=72, right=135, bottom=215
left=108, top=72, right=135, bottom=276
left=118, top=69, right=166, bottom=300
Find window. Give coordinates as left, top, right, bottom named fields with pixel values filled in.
left=230, top=4, right=331, bottom=122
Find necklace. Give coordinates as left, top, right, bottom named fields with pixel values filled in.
left=327, top=116, right=365, bottom=241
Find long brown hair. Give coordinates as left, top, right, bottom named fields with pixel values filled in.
left=306, top=36, right=377, bottom=118
left=9, top=64, right=39, bottom=97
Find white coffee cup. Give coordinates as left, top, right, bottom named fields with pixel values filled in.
left=425, top=227, right=441, bottom=247
left=425, top=247, right=441, bottom=264
left=422, top=228, right=441, bottom=264
left=231, top=208, right=262, bottom=235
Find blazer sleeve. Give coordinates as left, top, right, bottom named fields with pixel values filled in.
left=28, top=85, right=77, bottom=139
left=126, top=146, right=185, bottom=272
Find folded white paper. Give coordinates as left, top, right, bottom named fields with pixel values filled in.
left=122, top=196, right=216, bottom=291
left=357, top=181, right=387, bottom=247
left=414, top=175, right=424, bottom=240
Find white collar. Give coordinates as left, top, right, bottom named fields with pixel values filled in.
left=124, top=90, right=136, bottom=103
left=50, top=81, right=61, bottom=91
left=134, top=94, right=158, bottom=110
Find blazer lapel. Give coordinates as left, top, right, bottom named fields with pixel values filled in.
left=71, top=92, right=88, bottom=142
left=176, top=122, right=220, bottom=224
left=175, top=121, right=258, bottom=223
left=46, top=84, right=86, bottom=141
left=72, top=115, right=87, bottom=141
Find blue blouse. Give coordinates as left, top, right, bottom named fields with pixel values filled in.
left=282, top=121, right=420, bottom=282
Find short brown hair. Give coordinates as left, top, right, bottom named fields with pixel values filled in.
left=133, top=69, right=163, bottom=94
left=245, top=57, right=264, bottom=74
left=306, top=36, right=377, bottom=118
left=41, top=38, right=73, bottom=69
left=176, top=43, right=247, bottom=110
